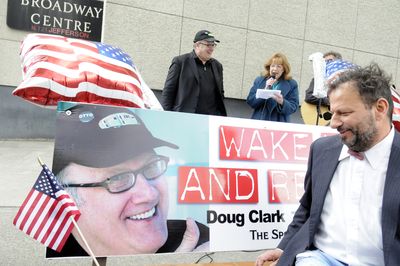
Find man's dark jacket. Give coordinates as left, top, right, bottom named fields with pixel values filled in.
left=276, top=132, right=400, bottom=266
left=161, top=51, right=227, bottom=116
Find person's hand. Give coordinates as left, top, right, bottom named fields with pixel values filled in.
left=192, top=240, right=209, bottom=252
left=255, top=248, right=283, bottom=266
left=272, top=92, right=283, bottom=105
left=174, top=218, right=201, bottom=252
left=265, top=77, right=276, bottom=89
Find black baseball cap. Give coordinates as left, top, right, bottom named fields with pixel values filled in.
left=52, top=103, right=178, bottom=175
left=193, top=30, right=220, bottom=43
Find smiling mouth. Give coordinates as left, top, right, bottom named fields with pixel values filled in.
left=127, top=207, right=156, bottom=220
left=337, top=126, right=349, bottom=134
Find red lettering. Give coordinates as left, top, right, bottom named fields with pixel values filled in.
left=178, top=166, right=258, bottom=203
left=219, top=126, right=312, bottom=162
left=268, top=169, right=305, bottom=203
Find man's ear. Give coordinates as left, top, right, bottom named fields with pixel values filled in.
left=375, top=98, right=389, bottom=120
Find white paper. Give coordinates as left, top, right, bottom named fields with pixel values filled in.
left=256, top=89, right=281, bottom=99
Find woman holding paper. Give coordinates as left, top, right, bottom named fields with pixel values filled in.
left=246, top=52, right=299, bottom=122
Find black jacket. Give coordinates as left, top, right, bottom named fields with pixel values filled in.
left=276, top=132, right=400, bottom=266
left=161, top=51, right=227, bottom=116
left=304, top=78, right=329, bottom=107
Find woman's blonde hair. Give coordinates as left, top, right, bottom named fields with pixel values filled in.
left=262, top=52, right=292, bottom=80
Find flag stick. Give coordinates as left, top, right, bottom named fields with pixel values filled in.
left=37, top=156, right=44, bottom=166
left=37, top=156, right=100, bottom=266
left=71, top=218, right=100, bottom=266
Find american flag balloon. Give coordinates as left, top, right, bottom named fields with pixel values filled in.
left=13, top=34, right=162, bottom=110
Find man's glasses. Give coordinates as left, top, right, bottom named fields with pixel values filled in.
left=64, top=155, right=169, bottom=194
left=199, top=42, right=217, bottom=48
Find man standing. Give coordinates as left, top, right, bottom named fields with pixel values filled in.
left=161, top=30, right=227, bottom=116
left=256, top=63, right=400, bottom=266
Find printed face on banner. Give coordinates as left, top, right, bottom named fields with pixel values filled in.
left=49, top=102, right=336, bottom=258
left=62, top=152, right=169, bottom=255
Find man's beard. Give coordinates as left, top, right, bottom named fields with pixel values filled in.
left=340, top=114, right=377, bottom=152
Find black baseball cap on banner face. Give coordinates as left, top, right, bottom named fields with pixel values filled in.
left=193, top=30, right=220, bottom=43
left=52, top=104, right=178, bottom=175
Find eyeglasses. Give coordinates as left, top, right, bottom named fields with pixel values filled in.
left=64, top=155, right=169, bottom=194
left=199, top=42, right=217, bottom=48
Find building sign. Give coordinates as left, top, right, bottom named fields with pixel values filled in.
left=7, top=0, right=104, bottom=41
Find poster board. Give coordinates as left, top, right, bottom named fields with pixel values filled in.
left=48, top=102, right=336, bottom=258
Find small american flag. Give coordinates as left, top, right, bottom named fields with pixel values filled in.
left=13, top=33, right=162, bottom=109
left=13, top=164, right=80, bottom=252
left=391, top=85, right=400, bottom=132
